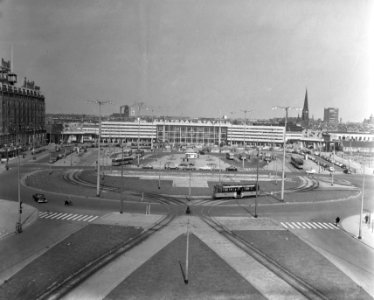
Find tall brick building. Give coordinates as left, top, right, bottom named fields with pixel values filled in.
left=0, top=58, right=45, bottom=147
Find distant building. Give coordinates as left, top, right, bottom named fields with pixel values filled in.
left=301, top=89, right=309, bottom=127
left=324, top=107, right=339, bottom=124
left=119, top=105, right=130, bottom=117
left=0, top=58, right=45, bottom=147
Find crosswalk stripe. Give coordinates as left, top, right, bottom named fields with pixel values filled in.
left=75, top=215, right=88, bottom=221
left=291, top=222, right=300, bottom=229
left=317, top=222, right=329, bottom=229
left=312, top=222, right=323, bottom=229
left=301, top=222, right=312, bottom=229
left=39, top=212, right=49, bottom=217
left=43, top=212, right=60, bottom=219
left=87, top=216, right=99, bottom=222
left=80, top=215, right=93, bottom=222
left=308, top=223, right=318, bottom=229
left=296, top=222, right=306, bottom=229
left=285, top=222, right=294, bottom=229
left=60, top=214, right=74, bottom=220
left=324, top=223, right=336, bottom=229
left=54, top=213, right=69, bottom=220
left=280, top=222, right=288, bottom=228
left=70, top=215, right=84, bottom=221
left=65, top=214, right=79, bottom=221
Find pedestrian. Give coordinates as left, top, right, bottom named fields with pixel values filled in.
left=335, top=216, right=340, bottom=226
left=365, top=215, right=369, bottom=224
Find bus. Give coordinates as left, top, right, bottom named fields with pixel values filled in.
left=290, top=155, right=304, bottom=169
left=212, top=183, right=259, bottom=199
left=112, top=156, right=134, bottom=166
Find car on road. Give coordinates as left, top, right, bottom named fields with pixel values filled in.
left=141, top=164, right=153, bottom=169
left=33, top=193, right=48, bottom=203
left=343, top=169, right=352, bottom=174
left=226, top=165, right=238, bottom=172
left=306, top=169, right=316, bottom=175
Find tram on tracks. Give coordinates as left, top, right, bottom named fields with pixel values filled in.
left=212, top=183, right=259, bottom=199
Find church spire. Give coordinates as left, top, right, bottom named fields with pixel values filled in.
left=302, top=89, right=309, bottom=126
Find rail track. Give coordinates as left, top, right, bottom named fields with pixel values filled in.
left=200, top=202, right=329, bottom=300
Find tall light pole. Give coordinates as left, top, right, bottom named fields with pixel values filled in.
left=272, top=106, right=300, bottom=201
left=88, top=100, right=111, bottom=197
left=16, top=146, right=22, bottom=233
left=120, top=146, right=124, bottom=213
left=241, top=109, right=253, bottom=149
left=254, top=148, right=259, bottom=218
left=358, top=159, right=365, bottom=239
left=137, top=117, right=140, bottom=166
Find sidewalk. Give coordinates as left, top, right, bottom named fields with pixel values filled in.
left=0, top=199, right=39, bottom=240
left=342, top=215, right=374, bottom=249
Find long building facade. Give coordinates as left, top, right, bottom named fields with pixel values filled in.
left=63, top=119, right=287, bottom=147
left=0, top=59, right=45, bottom=147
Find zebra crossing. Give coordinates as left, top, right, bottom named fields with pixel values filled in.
left=281, top=221, right=338, bottom=230
left=39, top=211, right=99, bottom=223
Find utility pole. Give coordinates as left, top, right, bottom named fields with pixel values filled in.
left=120, top=146, right=124, bottom=213
left=358, top=160, right=365, bottom=239
left=88, top=100, right=111, bottom=197
left=16, top=147, right=22, bottom=233
left=272, top=106, right=300, bottom=201
left=254, top=148, right=259, bottom=218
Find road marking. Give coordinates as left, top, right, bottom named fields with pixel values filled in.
left=312, top=222, right=323, bottom=229
left=301, top=222, right=312, bottom=229
left=296, top=222, right=306, bottom=229
left=42, top=212, right=60, bottom=219
left=317, top=222, right=329, bottom=229
left=87, top=216, right=99, bottom=222
left=290, top=222, right=300, bottom=229
left=39, top=212, right=100, bottom=223
left=54, top=213, right=70, bottom=220
left=281, top=221, right=340, bottom=230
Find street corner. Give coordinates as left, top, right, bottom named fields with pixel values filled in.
left=0, top=199, right=39, bottom=240
left=341, top=214, right=374, bottom=249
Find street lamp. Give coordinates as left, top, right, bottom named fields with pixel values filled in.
left=254, top=147, right=259, bottom=218
left=16, top=146, right=22, bottom=233
left=137, top=117, right=140, bottom=166
left=272, top=106, right=300, bottom=201
left=241, top=109, right=253, bottom=149
left=120, top=146, right=124, bottom=213
left=358, top=159, right=365, bottom=239
left=88, top=100, right=111, bottom=197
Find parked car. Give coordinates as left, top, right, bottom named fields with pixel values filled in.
left=142, top=164, right=153, bottom=169
left=33, top=193, right=48, bottom=203
left=343, top=169, right=352, bottom=174
left=226, top=165, right=238, bottom=172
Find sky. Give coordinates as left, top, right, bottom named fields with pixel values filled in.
left=0, top=0, right=373, bottom=121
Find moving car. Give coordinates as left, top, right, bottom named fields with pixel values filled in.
left=33, top=193, right=48, bottom=203
left=306, top=169, right=316, bottom=175
left=343, top=169, right=352, bottom=174
left=226, top=165, right=238, bottom=172
left=142, top=164, right=153, bottom=169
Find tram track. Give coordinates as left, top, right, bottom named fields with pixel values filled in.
left=199, top=203, right=329, bottom=300
left=38, top=195, right=177, bottom=300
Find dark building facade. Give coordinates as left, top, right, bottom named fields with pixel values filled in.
left=0, top=58, right=46, bottom=147
left=301, top=89, right=309, bottom=127
left=324, top=107, right=339, bottom=124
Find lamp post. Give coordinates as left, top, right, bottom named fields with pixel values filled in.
left=254, top=148, right=259, bottom=218
left=16, top=147, right=22, bottom=233
left=120, top=146, right=124, bottom=213
left=241, top=109, right=253, bottom=149
left=272, top=106, right=300, bottom=201
left=331, top=143, right=335, bottom=186
left=358, top=159, right=365, bottom=239
left=88, top=100, right=111, bottom=197
left=137, top=117, right=140, bottom=167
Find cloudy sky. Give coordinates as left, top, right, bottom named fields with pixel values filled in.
left=0, top=0, right=372, bottom=121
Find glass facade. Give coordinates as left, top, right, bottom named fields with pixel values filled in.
left=156, top=124, right=227, bottom=145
